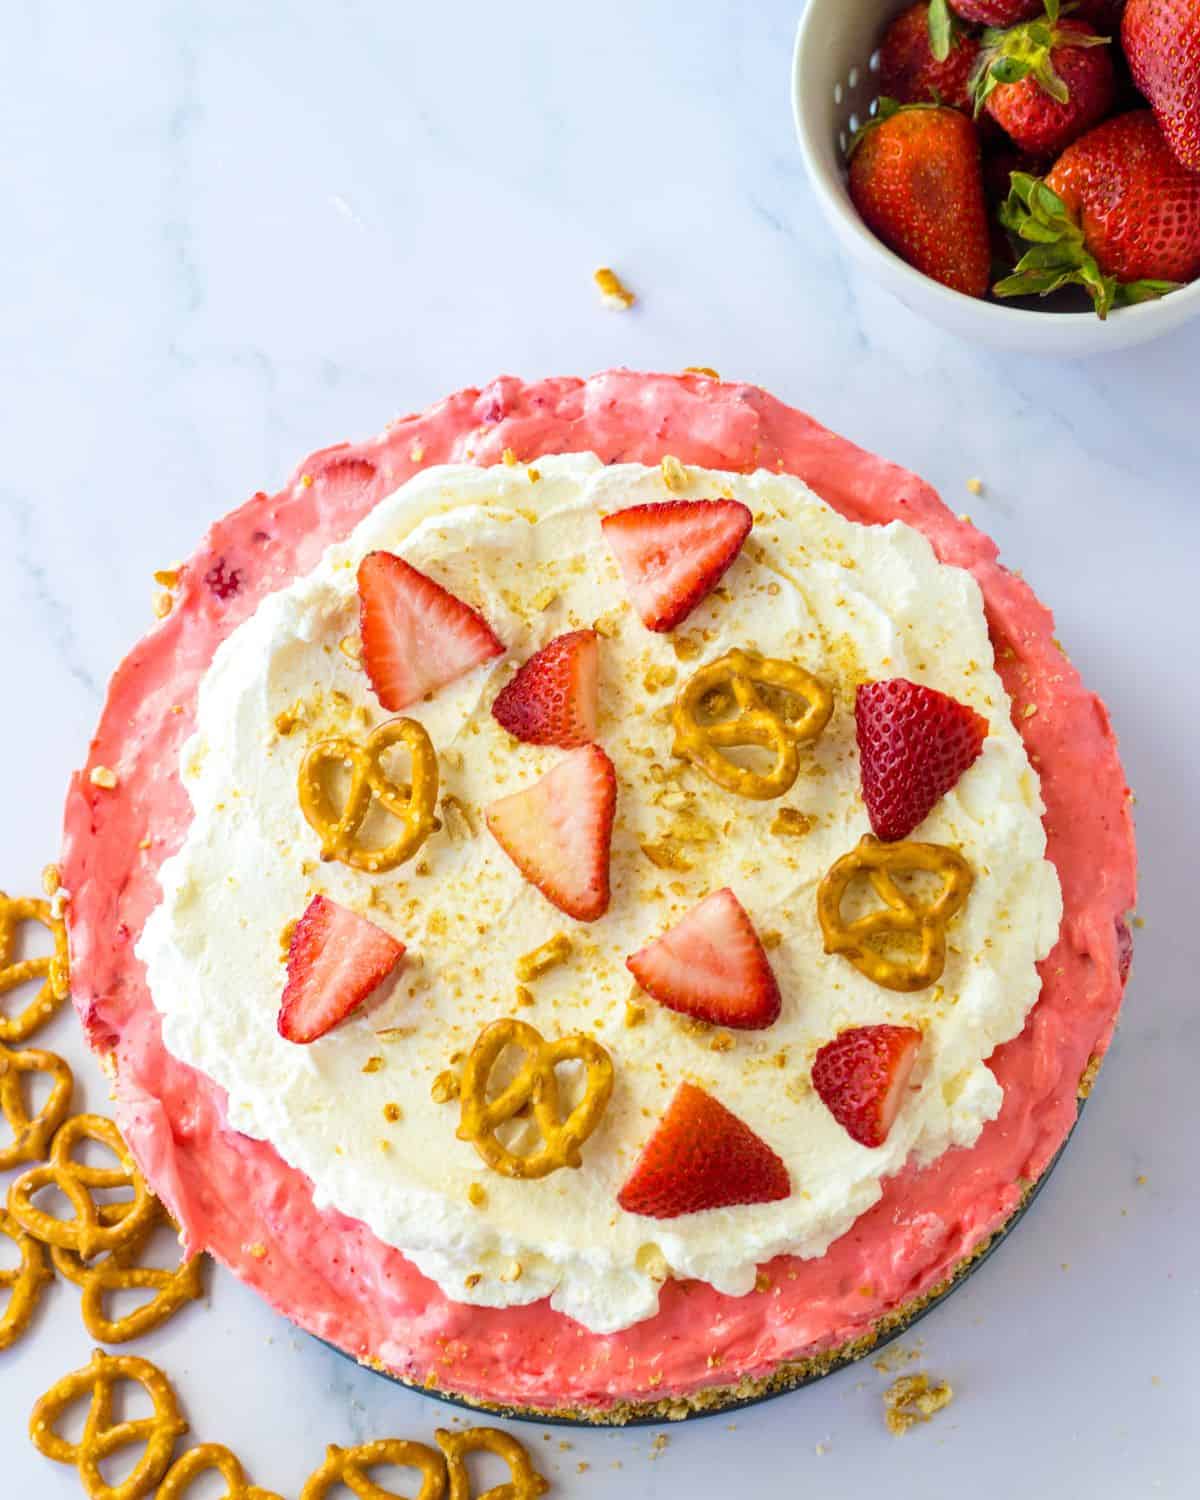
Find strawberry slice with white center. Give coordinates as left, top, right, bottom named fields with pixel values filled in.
left=617, top=1081, right=791, bottom=1219
left=811, top=1024, right=923, bottom=1148
left=492, top=629, right=599, bottom=748
left=358, top=551, right=504, bottom=712
left=278, top=895, right=405, bottom=1044
left=626, top=888, right=781, bottom=1029
left=485, top=744, right=616, bottom=922
left=600, top=498, right=753, bottom=632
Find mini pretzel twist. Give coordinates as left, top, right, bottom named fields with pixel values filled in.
left=0, top=1040, right=74, bottom=1168
left=817, top=834, right=974, bottom=992
left=299, top=1439, right=447, bottom=1500
left=435, top=1426, right=550, bottom=1500
left=50, top=1199, right=205, bottom=1343
left=7, top=1112, right=157, bottom=1258
left=298, top=718, right=440, bottom=873
left=456, top=1018, right=614, bottom=1179
left=0, top=1207, right=51, bottom=1350
left=158, top=1444, right=283, bottom=1500
left=29, top=1348, right=188, bottom=1500
left=671, top=649, right=833, bottom=800
left=0, top=892, right=70, bottom=1043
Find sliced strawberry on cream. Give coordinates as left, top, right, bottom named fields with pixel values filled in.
left=617, top=1082, right=790, bottom=1219
left=485, top=744, right=616, bottom=922
left=358, top=551, right=504, bottom=712
left=492, top=628, right=599, bottom=747
left=626, top=888, right=781, bottom=1030
left=278, top=895, right=405, bottom=1044
left=600, top=498, right=752, bottom=632
left=811, top=1024, right=922, bottom=1148
left=855, top=678, right=988, bottom=842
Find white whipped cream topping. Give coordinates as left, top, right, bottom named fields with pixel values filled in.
left=139, top=455, right=1062, bottom=1334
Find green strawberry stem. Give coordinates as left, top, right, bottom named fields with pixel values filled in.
left=970, top=5, right=1110, bottom=113
left=927, top=0, right=955, bottom=63
left=993, top=172, right=1180, bottom=319
left=845, top=96, right=931, bottom=160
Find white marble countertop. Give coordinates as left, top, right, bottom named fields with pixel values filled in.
left=2, top=2, right=1197, bottom=1496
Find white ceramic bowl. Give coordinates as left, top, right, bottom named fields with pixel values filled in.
left=792, top=0, right=1200, bottom=355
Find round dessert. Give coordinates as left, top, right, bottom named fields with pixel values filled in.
left=61, top=371, right=1136, bottom=1421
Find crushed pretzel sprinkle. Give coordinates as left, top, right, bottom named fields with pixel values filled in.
left=383, top=1102, right=402, bottom=1123
left=502, top=448, right=518, bottom=466
left=516, top=932, right=573, bottom=982
left=624, top=1001, right=646, bottom=1028
left=643, top=663, right=678, bottom=694
left=966, top=476, right=984, bottom=495
left=41, top=864, right=61, bottom=897
left=499, top=1260, right=523, bottom=1283
left=883, top=1373, right=954, bottom=1435
left=246, top=1242, right=268, bottom=1260
left=593, top=266, right=636, bottom=309
left=467, top=1182, right=487, bottom=1208
left=431, top=1070, right=459, bottom=1104
left=89, top=765, right=119, bottom=790
left=362, top=1056, right=384, bottom=1075
left=661, top=455, right=689, bottom=492
left=640, top=841, right=692, bottom=872
left=771, top=808, right=816, bottom=838
left=684, top=366, right=720, bottom=379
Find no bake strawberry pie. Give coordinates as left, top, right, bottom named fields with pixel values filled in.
left=60, top=370, right=1136, bottom=1420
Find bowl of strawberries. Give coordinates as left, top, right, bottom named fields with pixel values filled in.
left=793, top=0, right=1200, bottom=352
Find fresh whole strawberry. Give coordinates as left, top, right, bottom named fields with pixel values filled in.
left=626, top=888, right=782, bottom=1030
left=971, top=6, right=1115, bottom=158
left=485, top=744, right=616, bottom=922
left=278, top=895, right=405, bottom=1044
left=358, top=552, right=504, bottom=712
left=812, top=1025, right=923, bottom=1149
left=601, top=499, right=752, bottom=633
left=995, top=112, right=1200, bottom=315
left=856, top=679, right=988, bottom=842
left=847, top=101, right=991, bottom=298
left=492, top=629, right=598, bottom=748
left=1123, top=0, right=1200, bottom=170
left=881, top=3, right=980, bottom=111
left=617, top=1082, right=790, bottom=1219
left=943, top=0, right=1043, bottom=22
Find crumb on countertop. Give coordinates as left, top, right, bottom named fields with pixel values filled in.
left=594, top=266, right=636, bottom=310
left=883, top=1372, right=954, bottom=1435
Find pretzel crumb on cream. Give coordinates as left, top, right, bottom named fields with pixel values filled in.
left=515, top=932, right=573, bottom=982
left=660, top=455, right=689, bottom=492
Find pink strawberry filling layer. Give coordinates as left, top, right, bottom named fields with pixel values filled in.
left=60, top=371, right=1136, bottom=1413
